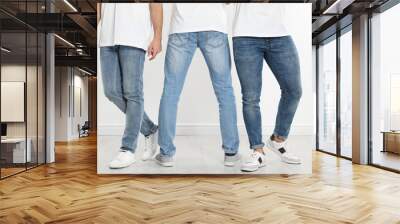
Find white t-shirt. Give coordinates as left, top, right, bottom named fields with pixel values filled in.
left=233, top=4, right=288, bottom=37
left=99, top=3, right=152, bottom=51
left=169, top=3, right=228, bottom=34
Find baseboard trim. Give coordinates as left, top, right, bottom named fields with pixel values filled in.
left=98, top=124, right=314, bottom=136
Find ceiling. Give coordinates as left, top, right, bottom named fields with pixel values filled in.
left=0, top=0, right=97, bottom=74
left=310, top=0, right=393, bottom=44
left=0, top=0, right=395, bottom=75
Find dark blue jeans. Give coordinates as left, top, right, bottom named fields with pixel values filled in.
left=233, top=36, right=302, bottom=149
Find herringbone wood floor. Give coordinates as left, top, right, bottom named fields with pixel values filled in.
left=1, top=135, right=400, bottom=224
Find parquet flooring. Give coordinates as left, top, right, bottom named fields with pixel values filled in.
left=1, top=167, right=26, bottom=178
left=1, top=135, right=400, bottom=224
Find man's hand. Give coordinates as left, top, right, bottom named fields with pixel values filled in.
left=147, top=37, right=162, bottom=60
left=149, top=3, right=162, bottom=60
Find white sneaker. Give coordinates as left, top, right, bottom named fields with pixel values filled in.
left=267, top=136, right=301, bottom=164
left=155, top=153, right=174, bottom=167
left=241, top=151, right=266, bottom=172
left=224, top=153, right=241, bottom=167
left=142, top=130, right=158, bottom=161
left=109, top=150, right=136, bottom=169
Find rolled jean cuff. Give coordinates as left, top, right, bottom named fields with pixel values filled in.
left=121, top=146, right=135, bottom=153
left=250, top=143, right=265, bottom=150
left=222, top=146, right=238, bottom=154
left=273, top=131, right=288, bottom=140
left=160, top=148, right=175, bottom=157
left=144, top=125, right=158, bottom=137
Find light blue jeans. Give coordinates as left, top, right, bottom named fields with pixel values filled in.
left=100, top=45, right=158, bottom=152
left=158, top=31, right=240, bottom=157
left=233, top=36, right=302, bottom=149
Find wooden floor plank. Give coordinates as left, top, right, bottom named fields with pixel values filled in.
left=0, top=135, right=400, bottom=223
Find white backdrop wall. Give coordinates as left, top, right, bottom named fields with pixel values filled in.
left=98, top=4, right=313, bottom=137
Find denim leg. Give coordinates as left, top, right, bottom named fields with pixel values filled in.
left=199, top=32, right=239, bottom=154
left=100, top=46, right=126, bottom=112
left=233, top=37, right=265, bottom=149
left=101, top=47, right=156, bottom=139
left=118, top=46, right=146, bottom=152
left=140, top=112, right=158, bottom=137
left=158, top=33, right=197, bottom=157
left=264, top=36, right=302, bottom=139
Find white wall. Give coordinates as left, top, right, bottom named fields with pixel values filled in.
left=1, top=65, right=39, bottom=138
left=55, top=67, right=69, bottom=141
left=1, top=64, right=46, bottom=164
left=55, top=67, right=89, bottom=141
left=98, top=4, right=313, bottom=136
left=72, top=73, right=89, bottom=138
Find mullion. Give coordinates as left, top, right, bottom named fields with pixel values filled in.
left=0, top=25, right=2, bottom=179
left=36, top=0, right=39, bottom=168
left=25, top=0, right=28, bottom=172
left=44, top=0, right=47, bottom=165
left=367, top=11, right=373, bottom=166
left=336, top=30, right=341, bottom=157
left=316, top=45, right=320, bottom=151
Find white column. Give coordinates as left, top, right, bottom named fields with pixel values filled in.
left=352, top=14, right=369, bottom=164
left=46, top=32, right=55, bottom=163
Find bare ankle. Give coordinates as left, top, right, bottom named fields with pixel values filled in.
left=272, top=135, right=286, bottom=143
left=254, top=148, right=264, bottom=154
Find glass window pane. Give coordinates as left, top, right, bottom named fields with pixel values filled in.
left=340, top=30, right=352, bottom=158
left=371, top=3, right=400, bottom=171
left=1, top=0, right=46, bottom=179
left=1, top=30, right=28, bottom=177
left=318, top=38, right=337, bottom=154
left=27, top=31, right=38, bottom=169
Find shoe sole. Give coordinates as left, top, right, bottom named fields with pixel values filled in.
left=155, top=159, right=174, bottom=167
left=109, top=160, right=136, bottom=169
left=281, top=158, right=302, bottom=165
left=224, top=162, right=236, bottom=167
left=241, top=163, right=266, bottom=172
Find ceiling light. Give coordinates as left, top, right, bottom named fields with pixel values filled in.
left=54, top=34, right=75, bottom=48
left=78, top=67, right=93, bottom=76
left=63, top=0, right=78, bottom=12
left=322, top=0, right=355, bottom=15
left=1, top=47, right=11, bottom=53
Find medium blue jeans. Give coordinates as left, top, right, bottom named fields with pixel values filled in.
left=158, top=31, right=240, bottom=157
left=100, top=45, right=158, bottom=152
left=233, top=36, right=302, bottom=149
